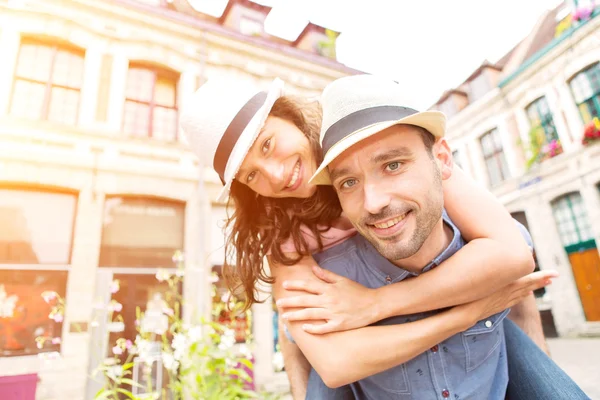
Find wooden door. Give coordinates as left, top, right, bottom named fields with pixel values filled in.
left=568, top=246, right=600, bottom=321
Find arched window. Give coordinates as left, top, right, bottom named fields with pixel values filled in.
left=10, top=39, right=84, bottom=125
left=569, top=63, right=600, bottom=124
left=122, top=65, right=179, bottom=141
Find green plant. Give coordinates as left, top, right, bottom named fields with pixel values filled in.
left=520, top=125, right=563, bottom=170
left=37, top=251, right=280, bottom=400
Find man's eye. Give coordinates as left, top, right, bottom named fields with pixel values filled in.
left=341, top=179, right=356, bottom=189
left=247, top=171, right=256, bottom=183
left=262, top=139, right=271, bottom=154
left=386, top=162, right=401, bottom=171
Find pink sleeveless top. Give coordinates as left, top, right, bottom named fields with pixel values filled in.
left=276, top=215, right=357, bottom=254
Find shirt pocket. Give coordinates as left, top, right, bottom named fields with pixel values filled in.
left=461, top=309, right=509, bottom=372
left=361, top=363, right=411, bottom=395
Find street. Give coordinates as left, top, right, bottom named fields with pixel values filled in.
left=548, top=338, right=600, bottom=399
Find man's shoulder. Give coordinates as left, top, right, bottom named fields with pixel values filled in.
left=313, top=234, right=364, bottom=265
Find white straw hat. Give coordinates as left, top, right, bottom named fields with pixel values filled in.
left=309, top=74, right=447, bottom=185
left=180, top=77, right=284, bottom=202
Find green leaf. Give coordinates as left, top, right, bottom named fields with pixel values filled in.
left=94, top=389, right=116, bottom=400
left=115, top=388, right=136, bottom=399
left=120, top=378, right=144, bottom=388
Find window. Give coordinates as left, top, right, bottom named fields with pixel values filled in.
left=0, top=189, right=77, bottom=264
left=0, top=270, right=68, bottom=356
left=239, top=16, right=263, bottom=36
left=10, top=40, right=84, bottom=125
left=526, top=96, right=560, bottom=143
left=551, top=192, right=594, bottom=248
left=469, top=73, right=491, bottom=101
left=480, top=128, right=510, bottom=186
left=438, top=99, right=457, bottom=118
left=569, top=63, right=600, bottom=124
left=122, top=66, right=179, bottom=141
left=99, top=197, right=185, bottom=267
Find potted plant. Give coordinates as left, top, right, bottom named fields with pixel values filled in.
left=582, top=117, right=600, bottom=146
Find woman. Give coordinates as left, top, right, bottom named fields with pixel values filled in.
left=181, top=77, right=587, bottom=399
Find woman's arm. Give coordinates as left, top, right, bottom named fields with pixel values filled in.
left=278, top=167, right=536, bottom=332
left=373, top=166, right=535, bottom=317
left=272, top=255, right=552, bottom=388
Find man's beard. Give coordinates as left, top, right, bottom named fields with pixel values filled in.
left=356, top=170, right=443, bottom=261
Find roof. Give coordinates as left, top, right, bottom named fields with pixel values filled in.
left=521, top=5, right=562, bottom=62
left=432, top=2, right=567, bottom=107
left=293, top=22, right=340, bottom=47
left=108, top=0, right=362, bottom=74
left=433, top=89, right=468, bottom=106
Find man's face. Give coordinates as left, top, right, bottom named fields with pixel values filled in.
left=328, top=125, right=452, bottom=261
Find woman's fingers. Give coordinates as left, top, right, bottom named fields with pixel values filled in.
left=302, top=322, right=339, bottom=335
left=277, top=294, right=322, bottom=309
left=282, top=308, right=329, bottom=322
left=282, top=279, right=325, bottom=295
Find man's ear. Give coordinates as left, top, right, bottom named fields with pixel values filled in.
left=434, top=138, right=453, bottom=181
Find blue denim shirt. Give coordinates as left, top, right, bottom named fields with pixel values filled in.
left=300, top=213, right=532, bottom=400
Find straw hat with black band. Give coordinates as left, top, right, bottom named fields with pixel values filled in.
left=180, top=78, right=284, bottom=202
left=309, top=74, right=447, bottom=186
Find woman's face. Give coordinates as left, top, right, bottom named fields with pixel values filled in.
left=236, top=115, right=318, bottom=199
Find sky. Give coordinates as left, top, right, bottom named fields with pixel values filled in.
left=197, top=0, right=565, bottom=109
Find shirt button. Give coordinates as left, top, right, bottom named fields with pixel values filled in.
left=442, top=389, right=450, bottom=398
left=385, top=275, right=392, bottom=283
left=485, top=320, right=493, bottom=328
left=431, top=345, right=439, bottom=352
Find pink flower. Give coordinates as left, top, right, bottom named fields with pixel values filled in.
left=162, top=307, right=174, bottom=316
left=125, top=340, right=133, bottom=350
left=51, top=337, right=61, bottom=345
left=109, top=280, right=120, bottom=294
left=41, top=291, right=57, bottom=303
left=109, top=301, right=123, bottom=313
left=112, top=345, right=123, bottom=355
left=51, top=313, right=63, bottom=323
left=134, top=319, right=140, bottom=327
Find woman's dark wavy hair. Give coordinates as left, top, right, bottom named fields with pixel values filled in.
left=221, top=96, right=342, bottom=311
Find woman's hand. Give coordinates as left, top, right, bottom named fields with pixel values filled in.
left=456, top=270, right=558, bottom=324
left=276, top=266, right=380, bottom=334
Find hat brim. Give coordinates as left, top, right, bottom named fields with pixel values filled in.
left=216, top=78, right=284, bottom=202
left=309, top=111, right=446, bottom=186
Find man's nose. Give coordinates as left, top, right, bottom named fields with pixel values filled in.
left=363, top=182, right=391, bottom=215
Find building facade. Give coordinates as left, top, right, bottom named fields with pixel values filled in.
left=433, top=1, right=600, bottom=338
left=0, top=0, right=358, bottom=398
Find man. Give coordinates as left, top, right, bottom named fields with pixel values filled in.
left=271, top=75, right=578, bottom=399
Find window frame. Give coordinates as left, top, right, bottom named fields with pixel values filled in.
left=568, top=63, right=600, bottom=124
left=525, top=96, right=560, bottom=143
left=10, top=38, right=85, bottom=125
left=122, top=64, right=179, bottom=141
left=551, top=192, right=595, bottom=252
left=479, top=128, right=510, bottom=187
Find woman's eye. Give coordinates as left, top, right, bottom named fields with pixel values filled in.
left=247, top=171, right=256, bottom=183
left=341, top=179, right=356, bottom=189
left=386, top=162, right=401, bottom=171
left=262, top=139, right=271, bottom=154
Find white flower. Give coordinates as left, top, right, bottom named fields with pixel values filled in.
left=209, top=273, right=219, bottom=283
left=187, top=326, right=202, bottom=343
left=272, top=351, right=284, bottom=372
left=218, top=329, right=236, bottom=350
left=238, top=344, right=253, bottom=359
left=162, top=352, right=179, bottom=373
left=220, top=292, right=231, bottom=304
left=41, top=290, right=57, bottom=304
left=155, top=269, right=171, bottom=282
left=172, top=334, right=188, bottom=361
left=175, top=268, right=185, bottom=277
left=112, top=345, right=123, bottom=355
